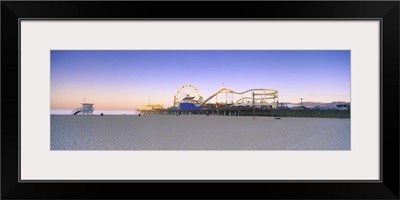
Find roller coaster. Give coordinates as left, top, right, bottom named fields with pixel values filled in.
left=199, top=87, right=278, bottom=106
left=173, top=83, right=278, bottom=110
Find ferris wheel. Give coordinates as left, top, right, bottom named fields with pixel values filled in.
left=174, top=83, right=202, bottom=106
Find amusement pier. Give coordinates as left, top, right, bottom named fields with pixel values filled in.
left=137, top=83, right=350, bottom=118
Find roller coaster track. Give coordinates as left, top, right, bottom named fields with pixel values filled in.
left=199, top=87, right=278, bottom=106
left=234, top=96, right=277, bottom=104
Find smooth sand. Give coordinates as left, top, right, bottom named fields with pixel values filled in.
left=51, top=115, right=350, bottom=150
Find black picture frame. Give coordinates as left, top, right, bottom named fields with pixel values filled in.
left=2, top=1, right=399, bottom=199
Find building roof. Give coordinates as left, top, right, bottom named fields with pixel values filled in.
left=182, top=96, right=195, bottom=101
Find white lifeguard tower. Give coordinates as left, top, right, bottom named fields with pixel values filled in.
left=71, top=102, right=95, bottom=115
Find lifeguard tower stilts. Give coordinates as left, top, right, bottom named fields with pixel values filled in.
left=71, top=100, right=95, bottom=115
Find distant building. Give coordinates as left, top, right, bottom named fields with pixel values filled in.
left=278, top=102, right=299, bottom=109
left=181, top=96, right=196, bottom=103
left=138, top=104, right=164, bottom=113
left=336, top=104, right=350, bottom=110
left=178, top=97, right=201, bottom=110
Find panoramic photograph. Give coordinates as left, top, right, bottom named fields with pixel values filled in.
left=51, top=50, right=350, bottom=150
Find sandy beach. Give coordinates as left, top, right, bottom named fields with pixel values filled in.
left=51, top=115, right=350, bottom=150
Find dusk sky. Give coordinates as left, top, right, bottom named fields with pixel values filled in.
left=51, top=50, right=350, bottom=112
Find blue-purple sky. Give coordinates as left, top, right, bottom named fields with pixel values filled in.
left=51, top=50, right=350, bottom=111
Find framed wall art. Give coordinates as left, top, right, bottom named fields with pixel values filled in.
left=2, top=1, right=399, bottom=199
